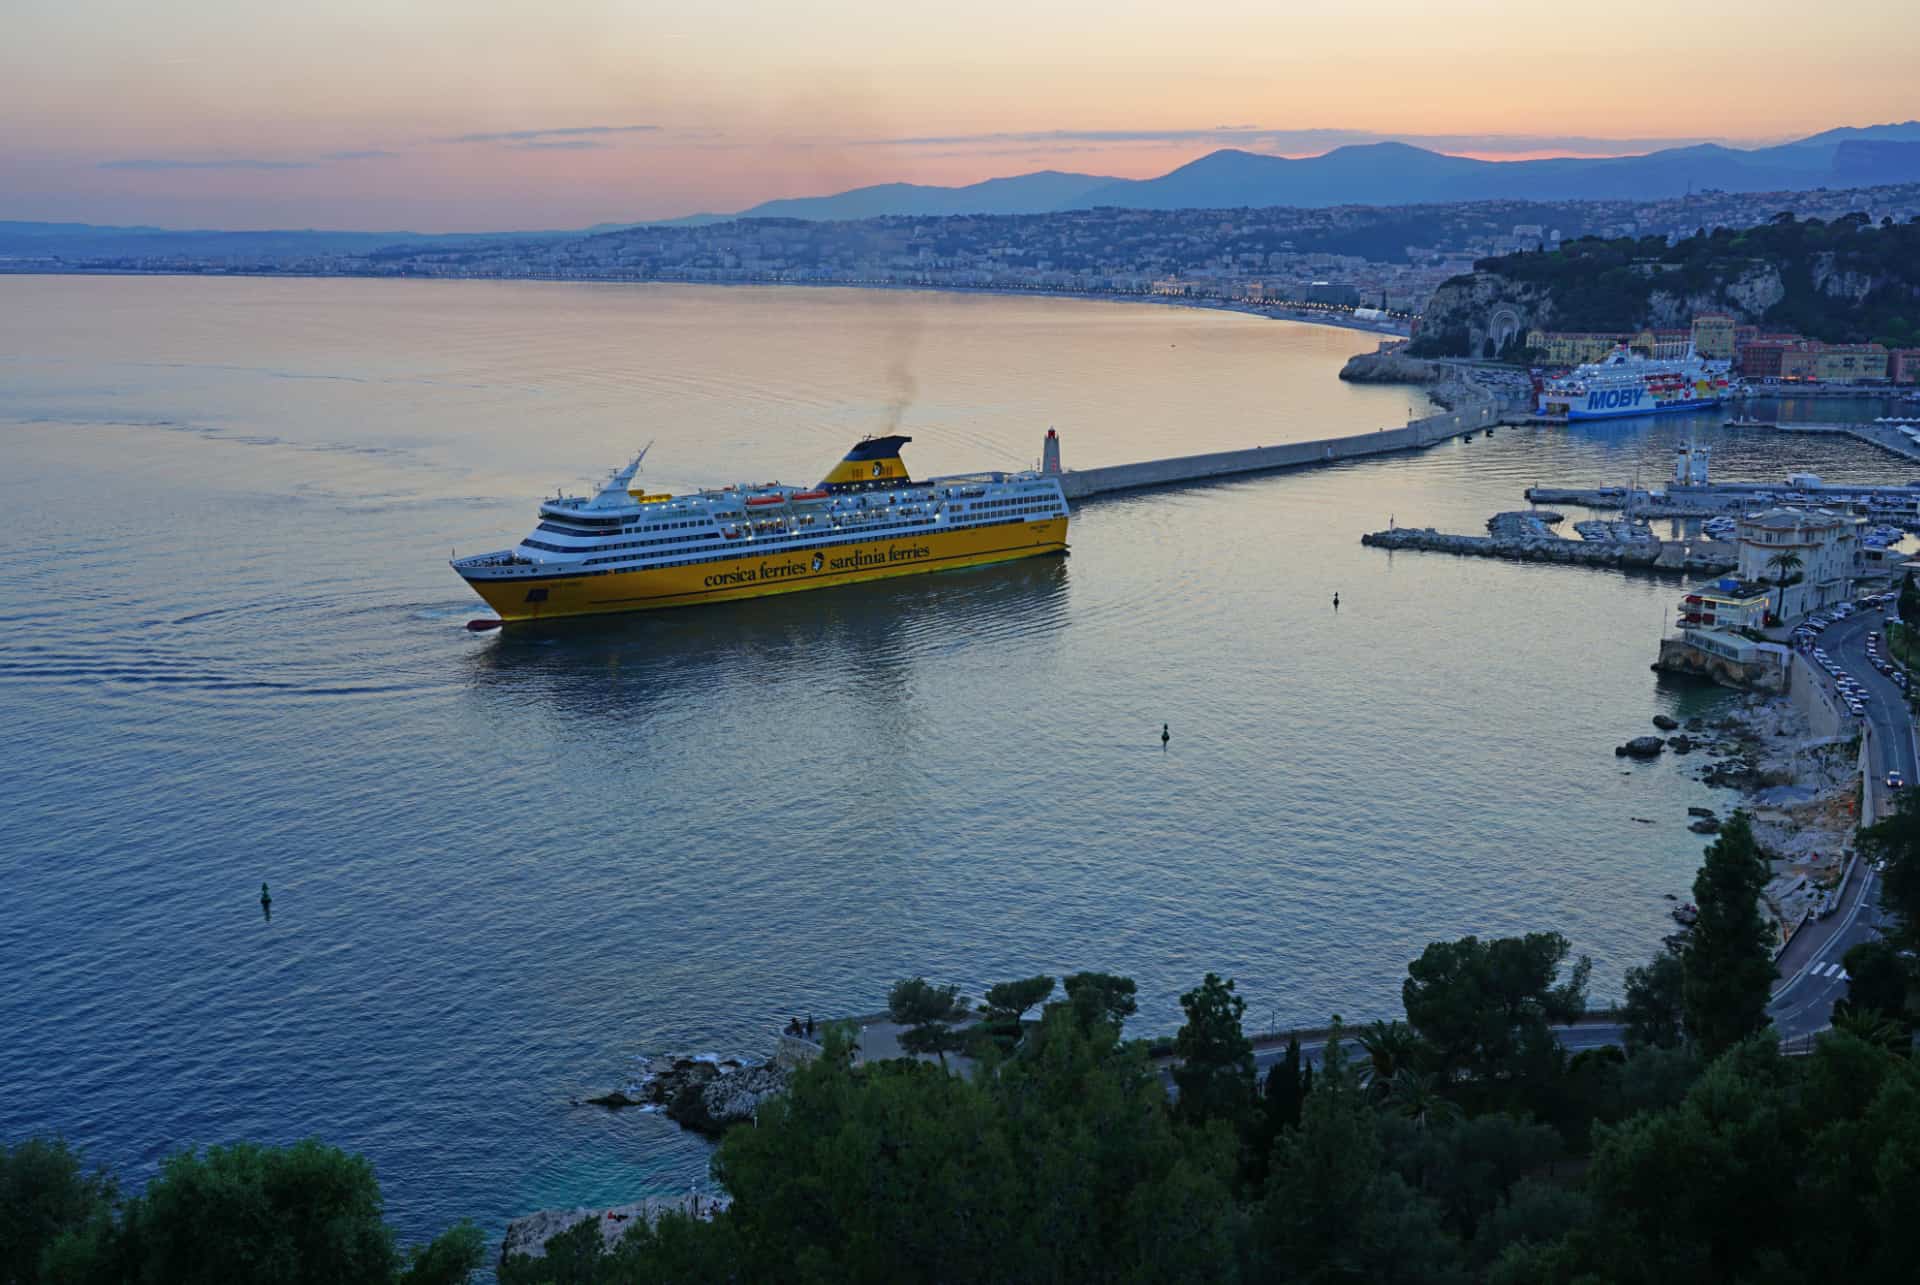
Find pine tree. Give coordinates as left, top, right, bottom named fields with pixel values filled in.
left=1680, top=812, right=1775, bottom=1057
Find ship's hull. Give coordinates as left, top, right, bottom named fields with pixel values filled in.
left=1562, top=395, right=1723, bottom=422
left=461, top=517, right=1069, bottom=622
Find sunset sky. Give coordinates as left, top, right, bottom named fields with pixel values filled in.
left=4, top=0, right=1914, bottom=231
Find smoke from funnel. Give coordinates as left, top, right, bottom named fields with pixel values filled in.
left=879, top=313, right=923, bottom=433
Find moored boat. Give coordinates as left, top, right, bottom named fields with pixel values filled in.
left=1538, top=347, right=1729, bottom=421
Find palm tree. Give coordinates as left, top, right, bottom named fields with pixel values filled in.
left=1764, top=549, right=1805, bottom=622
left=1355, top=1020, right=1423, bottom=1096
left=1385, top=1068, right=1462, bottom=1130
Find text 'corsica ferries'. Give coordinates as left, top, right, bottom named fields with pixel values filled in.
left=452, top=434, right=1070, bottom=622
left=1536, top=346, right=1729, bottom=422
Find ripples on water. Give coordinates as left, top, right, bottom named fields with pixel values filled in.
left=1, top=276, right=1912, bottom=1247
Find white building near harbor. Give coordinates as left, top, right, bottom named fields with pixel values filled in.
left=1735, top=507, right=1860, bottom=619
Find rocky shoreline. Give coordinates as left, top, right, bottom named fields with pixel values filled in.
left=580, top=1052, right=793, bottom=1136
left=501, top=1194, right=732, bottom=1266
left=1624, top=690, right=1859, bottom=948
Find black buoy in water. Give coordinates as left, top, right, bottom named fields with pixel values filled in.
left=260, top=881, right=272, bottom=920
left=467, top=619, right=504, bottom=633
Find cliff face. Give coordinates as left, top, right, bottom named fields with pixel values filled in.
left=1419, top=262, right=1793, bottom=356
left=1414, top=218, right=1920, bottom=356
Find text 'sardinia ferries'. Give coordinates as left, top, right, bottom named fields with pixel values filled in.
left=1536, top=346, right=1729, bottom=421
left=452, top=434, right=1070, bottom=622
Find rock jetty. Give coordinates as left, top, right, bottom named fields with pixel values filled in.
left=1363, top=526, right=1736, bottom=576
left=1338, top=348, right=1441, bottom=385
left=585, top=1054, right=791, bottom=1136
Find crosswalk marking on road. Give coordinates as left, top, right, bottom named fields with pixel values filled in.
left=1805, top=961, right=1852, bottom=982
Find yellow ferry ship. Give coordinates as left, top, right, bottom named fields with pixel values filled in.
left=452, top=434, right=1070, bottom=622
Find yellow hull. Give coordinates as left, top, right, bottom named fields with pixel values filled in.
left=464, top=517, right=1069, bottom=622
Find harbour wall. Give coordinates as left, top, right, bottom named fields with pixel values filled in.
left=1058, top=395, right=1502, bottom=502
left=1789, top=651, right=1848, bottom=741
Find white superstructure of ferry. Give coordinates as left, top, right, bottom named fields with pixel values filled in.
left=1538, top=347, right=1728, bottom=421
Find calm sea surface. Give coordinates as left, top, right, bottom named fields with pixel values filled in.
left=1, top=276, right=1909, bottom=1248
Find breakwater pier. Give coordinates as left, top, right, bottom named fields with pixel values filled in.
left=1764, top=419, right=1920, bottom=465
left=1057, top=391, right=1506, bottom=501
left=1362, top=518, right=1737, bottom=575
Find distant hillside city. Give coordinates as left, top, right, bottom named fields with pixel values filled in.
left=8, top=182, right=1920, bottom=332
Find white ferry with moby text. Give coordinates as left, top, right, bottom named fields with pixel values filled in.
left=452, top=434, right=1070, bottom=622
left=1537, top=346, right=1728, bottom=422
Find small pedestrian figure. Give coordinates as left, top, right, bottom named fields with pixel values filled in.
left=1161, top=723, right=1170, bottom=751
left=805, top=1014, right=815, bottom=1038
left=1332, top=592, right=1340, bottom=609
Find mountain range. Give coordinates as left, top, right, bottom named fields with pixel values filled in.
left=6, top=123, right=1919, bottom=256
left=716, top=121, right=1920, bottom=221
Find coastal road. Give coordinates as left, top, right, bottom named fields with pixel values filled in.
left=1812, top=605, right=1917, bottom=795
left=1769, top=862, right=1886, bottom=1043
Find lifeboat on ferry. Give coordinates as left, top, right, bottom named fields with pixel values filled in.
left=791, top=489, right=829, bottom=502
left=745, top=494, right=786, bottom=507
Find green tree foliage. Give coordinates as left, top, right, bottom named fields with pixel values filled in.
left=1522, top=1033, right=1920, bottom=1283
left=978, top=975, right=1054, bottom=1026
left=592, top=1015, right=1239, bottom=1285
left=0, top=1137, right=115, bottom=1285
left=1619, top=950, right=1685, bottom=1051
left=1251, top=1028, right=1461, bottom=1284
left=1263, top=1034, right=1308, bottom=1132
left=1679, top=812, right=1775, bottom=1057
left=1171, top=973, right=1255, bottom=1130
left=885, top=977, right=967, bottom=1027
left=1860, top=786, right=1920, bottom=944
left=1246, top=1033, right=1310, bottom=1189
left=1900, top=569, right=1920, bottom=631
left=1400, top=933, right=1590, bottom=1084
left=1357, top=1020, right=1427, bottom=1094
left=1376, top=1111, right=1559, bottom=1247
left=36, top=1138, right=482, bottom=1285
left=1836, top=939, right=1915, bottom=1038
left=886, top=976, right=969, bottom=1068
left=1059, top=971, right=1138, bottom=1034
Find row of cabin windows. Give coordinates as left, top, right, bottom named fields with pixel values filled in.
left=525, top=516, right=940, bottom=561
left=523, top=531, right=715, bottom=557
left=540, top=512, right=1041, bottom=575
left=538, top=517, right=711, bottom=538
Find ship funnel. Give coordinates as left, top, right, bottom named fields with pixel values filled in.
left=820, top=435, right=913, bottom=490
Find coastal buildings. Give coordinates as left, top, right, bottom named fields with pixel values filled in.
left=1734, top=508, right=1861, bottom=619
left=1677, top=580, right=1773, bottom=632
left=1689, top=312, right=1739, bottom=360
